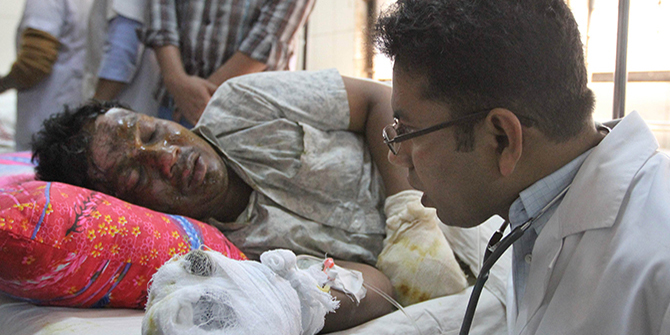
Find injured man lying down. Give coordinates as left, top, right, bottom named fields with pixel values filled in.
left=30, top=69, right=469, bottom=334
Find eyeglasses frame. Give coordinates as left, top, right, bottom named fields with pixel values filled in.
left=383, top=109, right=493, bottom=155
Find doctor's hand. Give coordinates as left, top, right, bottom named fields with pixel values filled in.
left=165, top=75, right=218, bottom=125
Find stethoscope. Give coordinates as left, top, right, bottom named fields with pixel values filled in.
left=458, top=183, right=572, bottom=335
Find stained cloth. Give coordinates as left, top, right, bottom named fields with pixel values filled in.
left=192, top=69, right=386, bottom=264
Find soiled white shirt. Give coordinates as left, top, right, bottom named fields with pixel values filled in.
left=192, top=69, right=386, bottom=264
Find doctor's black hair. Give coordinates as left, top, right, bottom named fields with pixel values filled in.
left=374, top=0, right=595, bottom=148
left=31, top=100, right=124, bottom=189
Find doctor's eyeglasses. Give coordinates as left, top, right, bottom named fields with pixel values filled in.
left=382, top=110, right=491, bottom=155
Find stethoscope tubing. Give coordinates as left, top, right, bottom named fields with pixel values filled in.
left=459, top=221, right=528, bottom=335
left=458, top=184, right=571, bottom=335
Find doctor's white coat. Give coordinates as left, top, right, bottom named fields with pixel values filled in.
left=507, top=111, right=670, bottom=335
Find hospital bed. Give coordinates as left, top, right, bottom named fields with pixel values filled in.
left=0, top=149, right=510, bottom=335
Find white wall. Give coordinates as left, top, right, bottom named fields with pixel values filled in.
left=0, top=1, right=23, bottom=71
left=0, top=0, right=24, bottom=152
left=304, top=0, right=366, bottom=77
left=304, top=0, right=397, bottom=81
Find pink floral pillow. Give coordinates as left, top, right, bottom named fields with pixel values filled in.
left=0, top=175, right=246, bottom=309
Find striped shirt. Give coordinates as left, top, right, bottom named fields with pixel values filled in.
left=142, top=0, right=316, bottom=78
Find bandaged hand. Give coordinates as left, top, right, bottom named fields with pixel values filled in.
left=376, top=190, right=468, bottom=306
left=142, top=249, right=338, bottom=335
left=260, top=250, right=340, bottom=334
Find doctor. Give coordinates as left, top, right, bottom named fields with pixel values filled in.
left=375, top=0, right=670, bottom=334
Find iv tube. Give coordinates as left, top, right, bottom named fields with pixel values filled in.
left=363, top=282, right=423, bottom=335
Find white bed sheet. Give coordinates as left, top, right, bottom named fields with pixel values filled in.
left=0, top=216, right=511, bottom=335
left=0, top=294, right=144, bottom=335
left=0, top=285, right=505, bottom=335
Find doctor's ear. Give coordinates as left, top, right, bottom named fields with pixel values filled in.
left=485, top=109, right=523, bottom=177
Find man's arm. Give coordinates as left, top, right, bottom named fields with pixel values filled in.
left=204, top=0, right=316, bottom=114
left=343, top=76, right=412, bottom=196
left=143, top=0, right=217, bottom=123
left=237, top=0, right=316, bottom=71
left=93, top=15, right=144, bottom=101
left=154, top=45, right=218, bottom=124
left=0, top=28, right=60, bottom=94
left=321, top=261, right=395, bottom=333
left=206, top=51, right=267, bottom=88
left=93, top=79, right=126, bottom=101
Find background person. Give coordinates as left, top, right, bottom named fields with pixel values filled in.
left=142, top=0, right=317, bottom=126
left=0, top=0, right=93, bottom=151
left=83, top=0, right=161, bottom=116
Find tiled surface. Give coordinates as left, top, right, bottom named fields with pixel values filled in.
left=307, top=0, right=357, bottom=36
left=305, top=0, right=360, bottom=76
left=306, top=31, right=357, bottom=75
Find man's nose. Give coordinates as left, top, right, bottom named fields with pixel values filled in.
left=136, top=144, right=179, bottom=178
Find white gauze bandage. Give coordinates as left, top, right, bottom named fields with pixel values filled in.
left=260, top=249, right=340, bottom=335
left=376, top=190, right=468, bottom=306
left=296, top=255, right=367, bottom=304
left=142, top=249, right=338, bottom=335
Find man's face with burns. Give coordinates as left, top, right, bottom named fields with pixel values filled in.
left=85, top=108, right=230, bottom=219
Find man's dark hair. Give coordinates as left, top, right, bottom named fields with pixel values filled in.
left=375, top=0, right=595, bottom=146
left=31, top=100, right=124, bottom=189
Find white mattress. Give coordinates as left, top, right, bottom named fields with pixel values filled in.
left=0, top=285, right=505, bottom=335
left=0, top=217, right=511, bottom=335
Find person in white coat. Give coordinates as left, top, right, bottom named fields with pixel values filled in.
left=375, top=0, right=670, bottom=334
left=83, top=0, right=161, bottom=116
left=0, top=0, right=94, bottom=151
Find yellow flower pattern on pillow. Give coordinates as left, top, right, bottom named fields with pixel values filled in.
left=0, top=174, right=246, bottom=309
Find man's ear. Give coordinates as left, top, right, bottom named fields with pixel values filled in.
left=485, top=108, right=523, bottom=177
